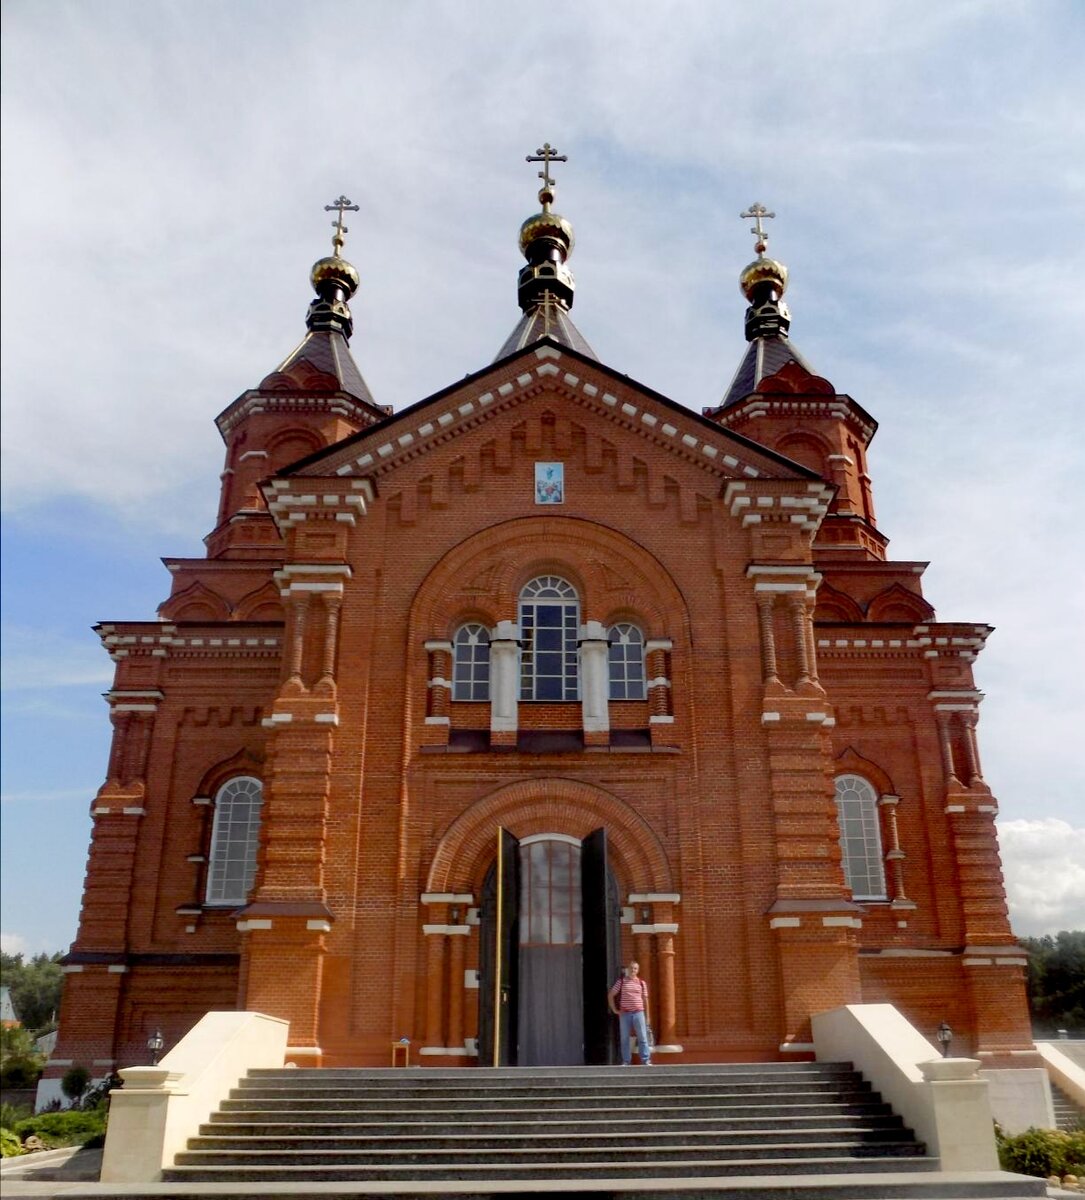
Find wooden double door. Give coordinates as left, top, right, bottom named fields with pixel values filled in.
left=478, top=827, right=621, bottom=1066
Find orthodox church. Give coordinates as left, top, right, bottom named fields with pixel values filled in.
left=47, top=149, right=1037, bottom=1086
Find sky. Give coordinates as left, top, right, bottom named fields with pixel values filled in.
left=1, top=0, right=1083, bottom=958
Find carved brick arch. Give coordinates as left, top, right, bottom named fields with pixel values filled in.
left=409, top=515, right=691, bottom=642
left=425, top=777, right=674, bottom=898
left=814, top=582, right=864, bottom=623
left=774, top=430, right=832, bottom=479
left=195, top=747, right=267, bottom=799
left=160, top=580, right=230, bottom=622
left=833, top=746, right=897, bottom=797
left=268, top=427, right=324, bottom=473
left=866, top=583, right=934, bottom=624
left=234, top=579, right=286, bottom=623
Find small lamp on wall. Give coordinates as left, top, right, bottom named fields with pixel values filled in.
left=936, top=1021, right=952, bottom=1058
left=147, top=1028, right=165, bottom=1066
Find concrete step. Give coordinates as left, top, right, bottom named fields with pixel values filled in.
left=247, top=1061, right=860, bottom=1079
left=219, top=1088, right=882, bottom=1112
left=200, top=1113, right=908, bottom=1137
left=211, top=1099, right=897, bottom=1121
left=180, top=1133, right=927, bottom=1157
left=163, top=1154, right=941, bottom=1182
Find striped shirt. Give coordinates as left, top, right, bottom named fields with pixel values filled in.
left=609, top=975, right=648, bottom=1012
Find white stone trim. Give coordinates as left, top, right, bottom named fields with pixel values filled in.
left=306, top=920, right=332, bottom=933
left=769, top=916, right=801, bottom=928
left=628, top=893, right=681, bottom=904
left=420, top=893, right=475, bottom=904
left=643, top=639, right=673, bottom=654
left=632, top=923, right=678, bottom=934
left=236, top=918, right=273, bottom=931
left=649, top=714, right=675, bottom=724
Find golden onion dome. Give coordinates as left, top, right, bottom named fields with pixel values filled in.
left=519, top=209, right=575, bottom=258
left=739, top=256, right=788, bottom=300
left=310, top=255, right=360, bottom=298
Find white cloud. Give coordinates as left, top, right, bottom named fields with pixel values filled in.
left=999, top=819, right=1085, bottom=936
left=0, top=626, right=114, bottom=692
left=1, top=932, right=27, bottom=955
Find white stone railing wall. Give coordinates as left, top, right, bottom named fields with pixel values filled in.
left=811, top=1003, right=999, bottom=1171
left=100, top=1011, right=288, bottom=1183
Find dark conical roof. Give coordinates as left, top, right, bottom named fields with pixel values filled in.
left=495, top=301, right=597, bottom=361
left=719, top=334, right=818, bottom=408
left=260, top=327, right=376, bottom=405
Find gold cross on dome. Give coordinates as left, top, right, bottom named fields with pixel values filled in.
left=526, top=143, right=567, bottom=190
left=324, top=195, right=359, bottom=255
left=740, top=202, right=775, bottom=255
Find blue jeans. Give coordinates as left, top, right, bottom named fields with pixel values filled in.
left=619, top=1010, right=651, bottom=1064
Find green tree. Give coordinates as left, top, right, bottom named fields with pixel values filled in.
left=0, top=952, right=64, bottom=1035
left=1022, top=930, right=1085, bottom=1035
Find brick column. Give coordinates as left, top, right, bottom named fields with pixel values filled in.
left=422, top=927, right=447, bottom=1049
left=447, top=920, right=468, bottom=1054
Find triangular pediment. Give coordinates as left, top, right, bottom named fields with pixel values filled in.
left=288, top=341, right=819, bottom=491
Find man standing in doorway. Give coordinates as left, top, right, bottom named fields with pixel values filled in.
left=608, top=961, right=651, bottom=1066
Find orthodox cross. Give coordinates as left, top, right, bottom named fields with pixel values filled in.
left=325, top=194, right=359, bottom=255
left=539, top=289, right=556, bottom=337
left=526, top=143, right=567, bottom=190
left=740, top=202, right=775, bottom=255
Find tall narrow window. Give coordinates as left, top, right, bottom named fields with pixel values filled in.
left=519, top=576, right=580, bottom=701
left=608, top=623, right=646, bottom=699
left=452, top=623, right=490, bottom=700
left=834, top=774, right=887, bottom=900
left=206, top=776, right=263, bottom=905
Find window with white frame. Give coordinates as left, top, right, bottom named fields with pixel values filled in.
left=519, top=576, right=580, bottom=701
left=608, top=623, right=646, bottom=700
left=205, top=776, right=263, bottom=905
left=834, top=774, right=887, bottom=900
left=452, top=623, right=491, bottom=701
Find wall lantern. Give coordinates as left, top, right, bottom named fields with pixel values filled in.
left=936, top=1021, right=952, bottom=1058
left=147, top=1028, right=165, bottom=1066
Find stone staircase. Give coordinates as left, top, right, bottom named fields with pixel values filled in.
left=148, top=1062, right=1047, bottom=1197
left=1051, top=1079, right=1084, bottom=1130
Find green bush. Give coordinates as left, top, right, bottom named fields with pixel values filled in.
left=0, top=1101, right=33, bottom=1129
left=997, top=1126, right=1085, bottom=1179
left=1, top=1127, right=23, bottom=1157
left=13, top=1108, right=107, bottom=1150
left=0, top=1055, right=43, bottom=1089
left=60, top=1065, right=90, bottom=1103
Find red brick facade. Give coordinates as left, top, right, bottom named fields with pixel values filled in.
left=46, top=242, right=1036, bottom=1084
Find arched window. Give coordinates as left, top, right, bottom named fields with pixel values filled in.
left=519, top=576, right=580, bottom=701
left=205, top=776, right=263, bottom=906
left=608, top=623, right=646, bottom=699
left=452, top=623, right=491, bottom=700
left=834, top=774, right=887, bottom=900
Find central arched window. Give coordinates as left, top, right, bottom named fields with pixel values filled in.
left=519, top=576, right=580, bottom=701
left=452, top=623, right=490, bottom=700
left=206, top=776, right=263, bottom=906
left=608, top=623, right=646, bottom=699
left=834, top=774, right=887, bottom=900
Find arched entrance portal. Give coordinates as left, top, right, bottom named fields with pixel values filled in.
left=478, top=828, right=621, bottom=1066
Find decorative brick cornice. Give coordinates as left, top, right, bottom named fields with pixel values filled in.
left=216, top=389, right=378, bottom=438
left=725, top=480, right=834, bottom=532
left=312, top=346, right=777, bottom=485
left=263, top=480, right=372, bottom=532
left=97, top=624, right=281, bottom=662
